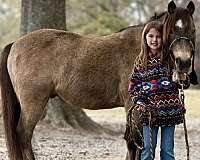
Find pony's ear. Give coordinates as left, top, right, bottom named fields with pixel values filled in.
left=187, top=1, right=195, bottom=16
left=168, top=1, right=176, bottom=14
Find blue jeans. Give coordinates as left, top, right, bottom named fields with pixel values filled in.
left=141, top=125, right=175, bottom=160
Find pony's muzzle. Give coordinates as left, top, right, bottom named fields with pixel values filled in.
left=175, top=58, right=191, bottom=73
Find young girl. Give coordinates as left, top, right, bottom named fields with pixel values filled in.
left=128, top=21, right=189, bottom=160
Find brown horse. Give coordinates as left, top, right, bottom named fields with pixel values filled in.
left=0, top=1, right=196, bottom=160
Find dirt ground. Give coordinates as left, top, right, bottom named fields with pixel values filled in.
left=0, top=108, right=200, bottom=160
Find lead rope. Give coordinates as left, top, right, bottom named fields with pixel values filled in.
left=180, top=84, right=190, bottom=160
left=148, top=111, right=154, bottom=160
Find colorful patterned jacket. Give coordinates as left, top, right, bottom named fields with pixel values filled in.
left=128, top=56, right=190, bottom=126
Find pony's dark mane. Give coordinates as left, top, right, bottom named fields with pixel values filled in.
left=149, top=11, right=167, bottom=21
left=117, top=24, right=143, bottom=32
left=117, top=11, right=167, bottom=33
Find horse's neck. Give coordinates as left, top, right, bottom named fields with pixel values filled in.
left=114, top=26, right=143, bottom=97
left=118, top=25, right=143, bottom=62
left=151, top=11, right=168, bottom=22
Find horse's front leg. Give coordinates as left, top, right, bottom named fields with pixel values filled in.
left=125, top=141, right=141, bottom=160
left=124, top=104, right=143, bottom=160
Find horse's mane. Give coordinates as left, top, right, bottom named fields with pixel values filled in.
left=149, top=11, right=167, bottom=22
left=117, top=11, right=167, bottom=33
left=117, top=24, right=143, bottom=32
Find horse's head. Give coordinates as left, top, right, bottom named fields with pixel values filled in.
left=163, top=1, right=198, bottom=84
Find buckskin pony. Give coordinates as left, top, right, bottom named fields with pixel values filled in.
left=0, top=1, right=196, bottom=160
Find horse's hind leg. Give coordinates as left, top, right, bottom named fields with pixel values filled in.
left=16, top=93, right=48, bottom=160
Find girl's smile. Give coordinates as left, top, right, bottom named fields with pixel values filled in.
left=146, top=28, right=162, bottom=53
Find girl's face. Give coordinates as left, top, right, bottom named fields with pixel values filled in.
left=146, top=28, right=162, bottom=52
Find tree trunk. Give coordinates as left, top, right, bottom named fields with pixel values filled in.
left=20, top=0, right=111, bottom=133
left=0, top=90, right=1, bottom=118
left=20, top=0, right=29, bottom=36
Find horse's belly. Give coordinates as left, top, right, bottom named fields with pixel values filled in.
left=58, top=87, right=124, bottom=110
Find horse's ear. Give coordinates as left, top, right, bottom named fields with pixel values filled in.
left=187, top=1, right=195, bottom=16
left=168, top=1, right=176, bottom=14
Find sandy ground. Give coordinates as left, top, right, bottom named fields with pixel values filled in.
left=0, top=108, right=200, bottom=160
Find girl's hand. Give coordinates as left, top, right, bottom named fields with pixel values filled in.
left=173, top=72, right=187, bottom=81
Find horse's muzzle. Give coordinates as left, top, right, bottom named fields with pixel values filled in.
left=175, top=58, right=191, bottom=73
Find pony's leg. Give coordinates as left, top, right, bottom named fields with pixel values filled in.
left=126, top=142, right=138, bottom=160
left=126, top=144, right=141, bottom=160
left=16, top=93, right=48, bottom=160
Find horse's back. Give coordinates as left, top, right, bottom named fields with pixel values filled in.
left=11, top=28, right=83, bottom=55
left=7, top=29, right=83, bottom=98
left=8, top=29, right=83, bottom=69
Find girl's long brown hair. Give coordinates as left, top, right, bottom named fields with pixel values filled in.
left=135, top=21, right=163, bottom=69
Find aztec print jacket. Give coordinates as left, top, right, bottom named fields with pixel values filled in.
left=128, top=56, right=190, bottom=126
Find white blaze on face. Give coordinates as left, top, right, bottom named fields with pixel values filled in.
left=175, top=19, right=183, bottom=29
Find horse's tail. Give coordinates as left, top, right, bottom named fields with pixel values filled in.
left=0, top=43, right=23, bottom=160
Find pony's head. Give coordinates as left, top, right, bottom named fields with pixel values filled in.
left=163, top=1, right=198, bottom=84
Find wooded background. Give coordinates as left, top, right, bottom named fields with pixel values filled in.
left=1, top=0, right=200, bottom=49
left=0, top=0, right=200, bottom=131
